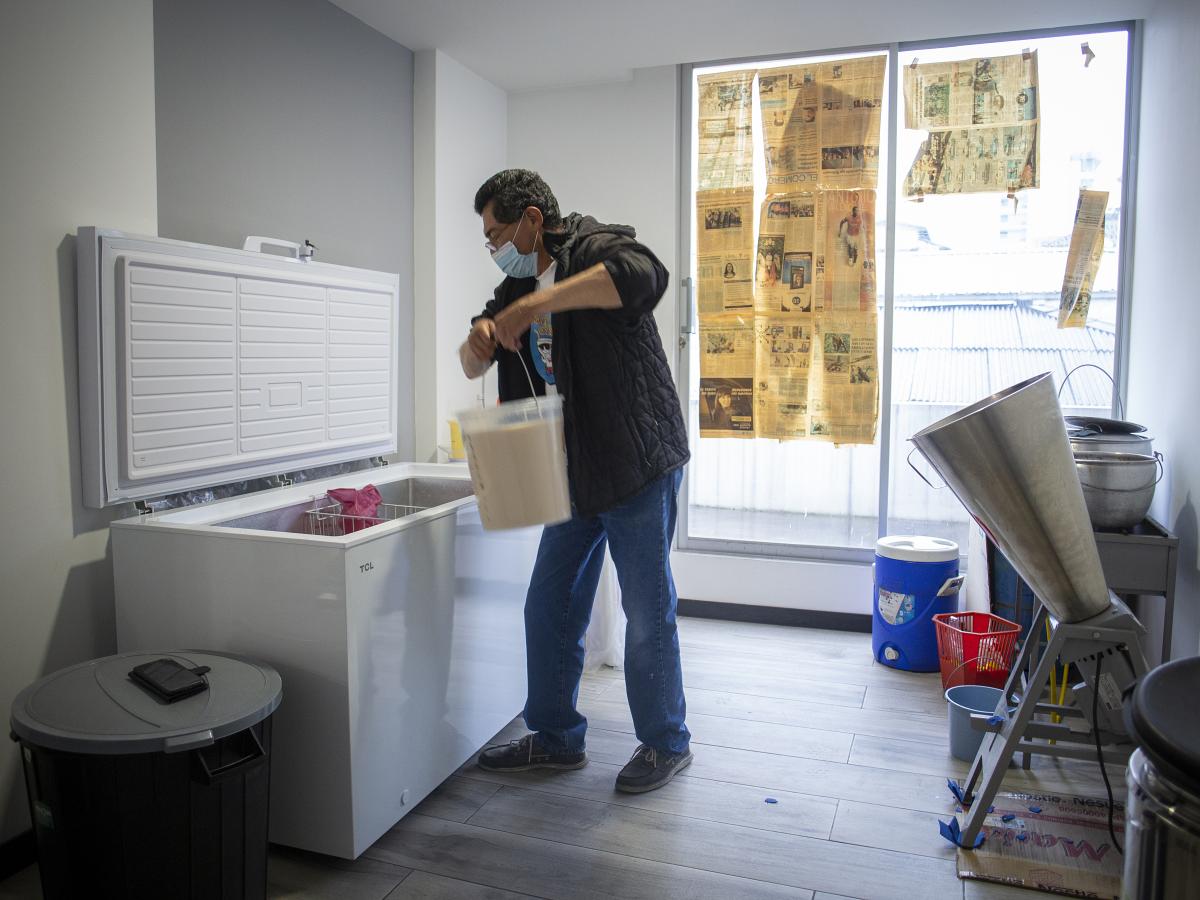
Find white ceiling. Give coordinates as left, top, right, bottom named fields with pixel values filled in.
left=329, top=0, right=1153, bottom=93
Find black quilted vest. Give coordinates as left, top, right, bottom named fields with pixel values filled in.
left=474, top=214, right=689, bottom=517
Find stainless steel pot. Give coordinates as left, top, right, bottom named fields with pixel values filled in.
left=1070, top=431, right=1154, bottom=456
left=1075, top=451, right=1163, bottom=530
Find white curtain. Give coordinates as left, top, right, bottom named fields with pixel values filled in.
left=583, top=547, right=625, bottom=671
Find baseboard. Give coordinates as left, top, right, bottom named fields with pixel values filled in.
left=0, top=829, right=35, bottom=883
left=678, top=598, right=871, bottom=633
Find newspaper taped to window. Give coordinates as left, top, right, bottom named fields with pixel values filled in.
left=699, top=315, right=755, bottom=438
left=755, top=319, right=813, bottom=439
left=696, top=188, right=755, bottom=314
left=902, top=52, right=1040, bottom=196
left=809, top=315, right=878, bottom=444
left=755, top=189, right=876, bottom=315
left=755, top=194, right=820, bottom=314
left=1059, top=189, right=1109, bottom=328
left=697, top=70, right=755, bottom=191
left=758, top=56, right=885, bottom=191
left=904, top=125, right=1039, bottom=197
left=742, top=189, right=879, bottom=443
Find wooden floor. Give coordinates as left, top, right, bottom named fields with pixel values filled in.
left=0, top=616, right=1124, bottom=900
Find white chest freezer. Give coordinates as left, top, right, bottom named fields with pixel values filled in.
left=78, top=229, right=537, bottom=858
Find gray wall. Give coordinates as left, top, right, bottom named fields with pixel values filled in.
left=154, top=0, right=415, bottom=458
left=0, top=0, right=159, bottom=845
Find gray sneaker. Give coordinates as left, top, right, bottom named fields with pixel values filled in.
left=615, top=743, right=693, bottom=793
left=477, top=734, right=588, bottom=773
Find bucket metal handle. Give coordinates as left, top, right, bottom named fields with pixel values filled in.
left=1058, top=363, right=1125, bottom=419
left=907, top=447, right=947, bottom=490
left=1078, top=451, right=1164, bottom=493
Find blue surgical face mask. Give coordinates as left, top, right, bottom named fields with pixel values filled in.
left=489, top=216, right=539, bottom=278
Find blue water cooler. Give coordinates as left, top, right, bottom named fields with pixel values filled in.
left=872, top=536, right=961, bottom=672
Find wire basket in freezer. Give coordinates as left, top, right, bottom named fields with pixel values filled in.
left=304, top=502, right=427, bottom=536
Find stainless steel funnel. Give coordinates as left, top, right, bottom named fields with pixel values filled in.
left=910, top=373, right=1109, bottom=623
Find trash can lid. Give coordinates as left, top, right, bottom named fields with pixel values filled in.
left=876, top=535, right=959, bottom=563
left=10, top=650, right=281, bottom=756
left=1125, top=656, right=1200, bottom=795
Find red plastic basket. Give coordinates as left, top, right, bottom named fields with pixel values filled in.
left=933, top=612, right=1020, bottom=690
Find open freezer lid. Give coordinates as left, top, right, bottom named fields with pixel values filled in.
left=78, top=228, right=401, bottom=507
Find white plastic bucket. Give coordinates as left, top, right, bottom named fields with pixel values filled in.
left=456, top=396, right=571, bottom=531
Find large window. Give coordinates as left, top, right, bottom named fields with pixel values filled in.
left=680, top=25, right=1135, bottom=561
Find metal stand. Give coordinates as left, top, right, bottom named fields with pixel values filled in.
left=953, top=595, right=1148, bottom=847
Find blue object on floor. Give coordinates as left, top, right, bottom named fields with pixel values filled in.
left=1029, top=805, right=1042, bottom=813
left=947, top=778, right=969, bottom=805
left=764, top=797, right=778, bottom=804
left=1018, top=832, right=1029, bottom=842
left=939, top=817, right=986, bottom=848
left=1002, top=813, right=1016, bottom=822
left=872, top=536, right=960, bottom=672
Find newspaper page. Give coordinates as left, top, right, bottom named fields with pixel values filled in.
left=759, top=56, right=885, bottom=191
left=809, top=314, right=879, bottom=444
left=697, top=70, right=755, bottom=191
left=904, top=125, right=1039, bottom=196
left=696, top=188, right=755, bottom=315
left=904, top=52, right=1039, bottom=130
left=902, top=52, right=1040, bottom=196
left=755, top=318, right=813, bottom=439
left=822, top=189, right=877, bottom=314
left=754, top=192, right=821, bottom=315
left=699, top=314, right=756, bottom=438
left=1059, top=189, right=1110, bottom=328
left=752, top=188, right=878, bottom=443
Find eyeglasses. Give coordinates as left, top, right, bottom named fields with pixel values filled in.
left=483, top=218, right=522, bottom=253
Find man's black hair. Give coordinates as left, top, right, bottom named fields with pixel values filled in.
left=474, top=169, right=562, bottom=227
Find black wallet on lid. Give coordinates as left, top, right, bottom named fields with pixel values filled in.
left=129, top=658, right=211, bottom=703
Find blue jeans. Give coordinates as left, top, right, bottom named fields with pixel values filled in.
left=522, top=468, right=690, bottom=756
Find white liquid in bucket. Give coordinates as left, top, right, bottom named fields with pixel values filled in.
left=460, top=404, right=571, bottom=531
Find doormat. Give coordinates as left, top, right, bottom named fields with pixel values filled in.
left=955, top=789, right=1125, bottom=898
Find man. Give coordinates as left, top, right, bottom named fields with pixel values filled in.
left=459, top=169, right=692, bottom=793
left=839, top=205, right=862, bottom=266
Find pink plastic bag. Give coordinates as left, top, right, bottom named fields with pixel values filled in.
left=327, top=484, right=382, bottom=533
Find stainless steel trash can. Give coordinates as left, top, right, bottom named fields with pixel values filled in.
left=10, top=650, right=282, bottom=900
left=1122, top=656, right=1200, bottom=900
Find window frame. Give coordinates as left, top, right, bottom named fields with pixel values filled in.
left=674, top=20, right=1142, bottom=564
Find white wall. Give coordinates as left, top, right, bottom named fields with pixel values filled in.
left=0, top=0, right=158, bottom=844
left=1126, top=0, right=1200, bottom=659
left=413, top=50, right=507, bottom=461
left=507, top=67, right=682, bottom=360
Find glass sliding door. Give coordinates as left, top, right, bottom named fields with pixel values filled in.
left=682, top=50, right=890, bottom=558
left=887, top=29, right=1131, bottom=547
left=679, top=24, right=1135, bottom=567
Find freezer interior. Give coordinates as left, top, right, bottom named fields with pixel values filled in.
left=212, top=476, right=476, bottom=535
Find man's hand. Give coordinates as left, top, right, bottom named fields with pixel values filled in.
left=467, top=318, right=498, bottom=362
left=493, top=297, right=539, bottom=352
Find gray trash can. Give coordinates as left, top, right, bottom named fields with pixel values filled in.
left=9, top=650, right=282, bottom=900
left=1122, top=656, right=1200, bottom=900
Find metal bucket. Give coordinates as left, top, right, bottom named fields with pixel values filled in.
left=910, top=373, right=1110, bottom=624
left=1123, top=748, right=1200, bottom=899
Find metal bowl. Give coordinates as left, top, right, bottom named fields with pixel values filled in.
left=1074, top=451, right=1162, bottom=530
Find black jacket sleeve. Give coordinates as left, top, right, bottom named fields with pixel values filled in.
left=471, top=283, right=507, bottom=324
left=575, top=234, right=670, bottom=316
